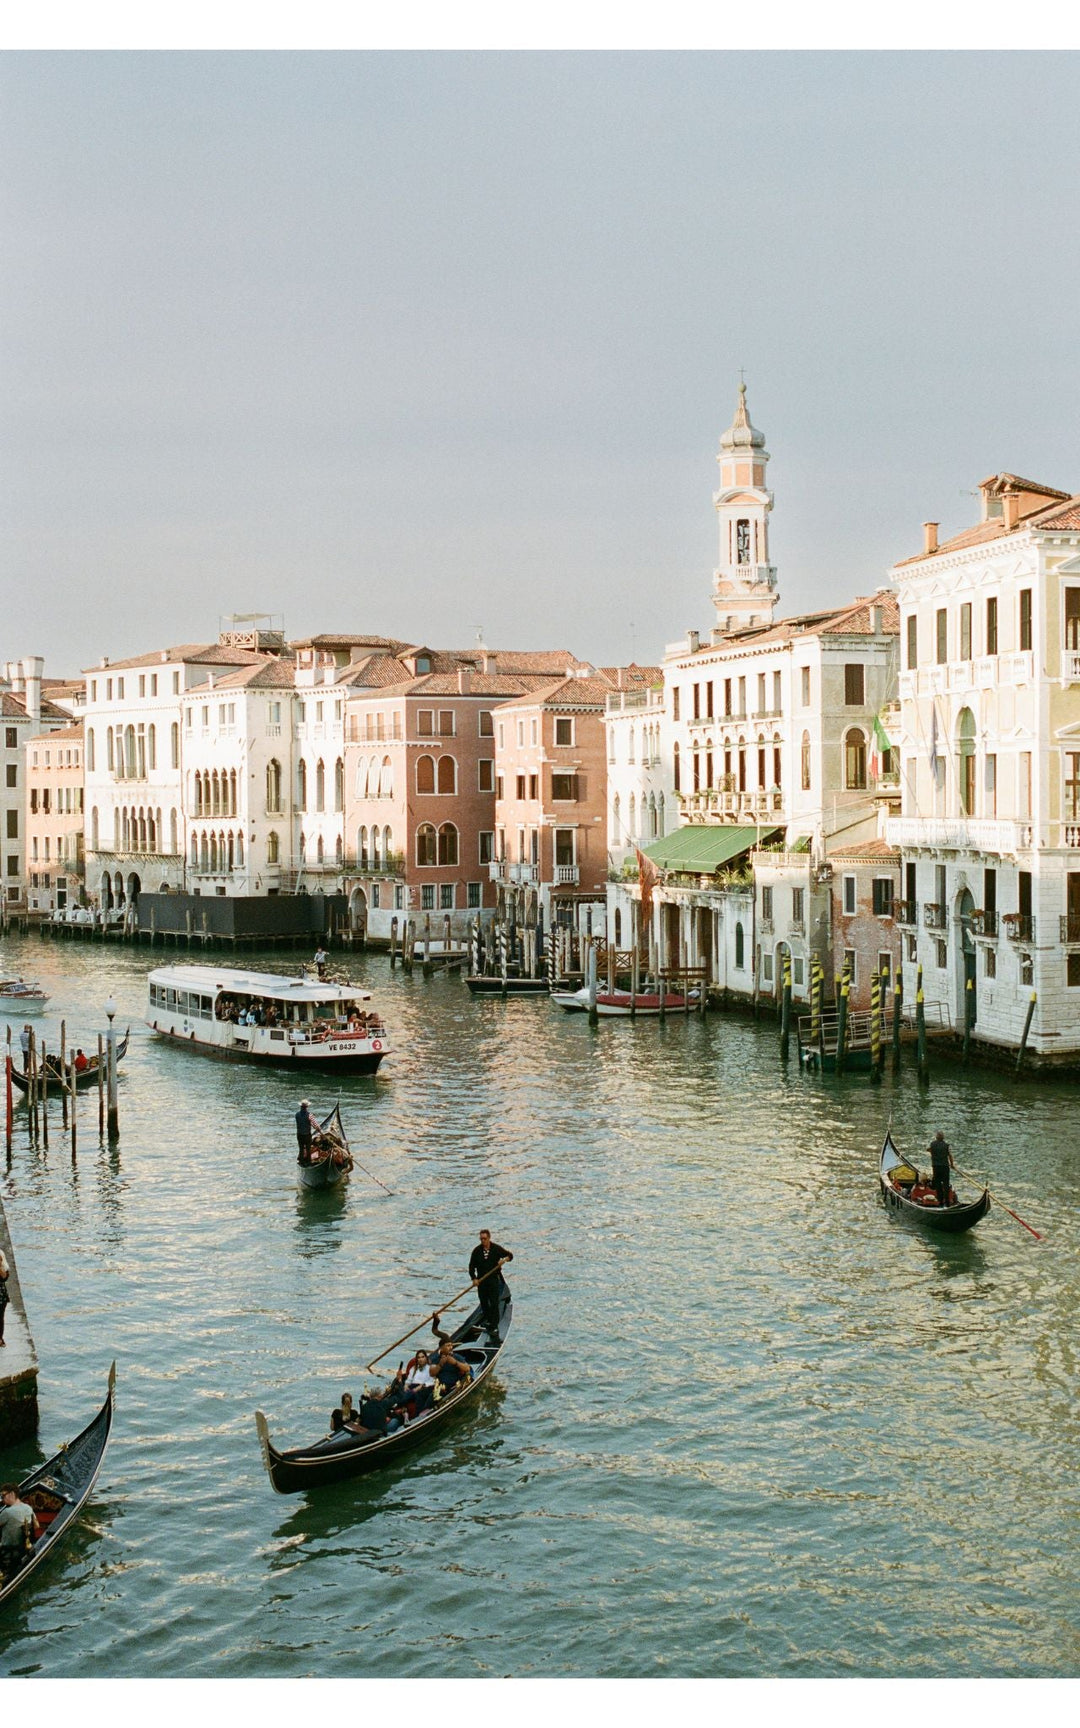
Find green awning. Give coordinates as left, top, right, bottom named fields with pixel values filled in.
left=640, top=823, right=782, bottom=875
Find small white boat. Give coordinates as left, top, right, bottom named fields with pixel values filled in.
left=0, top=978, right=50, bottom=1015
left=551, top=985, right=699, bottom=1016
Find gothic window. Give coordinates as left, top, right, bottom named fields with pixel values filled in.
left=315, top=760, right=325, bottom=813
left=297, top=759, right=307, bottom=810
left=416, top=823, right=437, bottom=867
left=736, top=519, right=751, bottom=564
left=437, top=755, right=457, bottom=795
left=267, top=830, right=280, bottom=864
left=844, top=728, right=867, bottom=790
left=801, top=731, right=811, bottom=791
left=734, top=921, right=745, bottom=968
left=416, top=755, right=436, bottom=794
left=266, top=759, right=283, bottom=814
left=334, top=758, right=345, bottom=812
left=384, top=825, right=392, bottom=862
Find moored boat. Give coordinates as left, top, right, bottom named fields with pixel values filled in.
left=0, top=979, right=49, bottom=1016
left=551, top=985, right=697, bottom=1016
left=255, top=1287, right=511, bottom=1494
left=0, top=1364, right=116, bottom=1609
left=879, top=1129, right=990, bottom=1234
left=7, top=1032, right=130, bottom=1095
left=147, top=965, right=389, bottom=1074
left=297, top=1104, right=354, bottom=1191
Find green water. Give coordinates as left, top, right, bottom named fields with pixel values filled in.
left=0, top=932, right=1076, bottom=1677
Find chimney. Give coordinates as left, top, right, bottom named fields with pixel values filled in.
left=1002, top=492, right=1020, bottom=531
left=869, top=605, right=882, bottom=635
left=481, top=650, right=496, bottom=674
left=457, top=666, right=473, bottom=693
left=208, top=672, right=216, bottom=689
left=686, top=629, right=700, bottom=653
left=160, top=650, right=168, bottom=663
left=22, top=655, right=44, bottom=724
left=9, top=661, right=25, bottom=695
left=923, top=522, right=939, bottom=555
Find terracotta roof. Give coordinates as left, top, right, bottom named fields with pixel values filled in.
left=0, top=694, right=71, bottom=721
left=336, top=656, right=424, bottom=690
left=894, top=490, right=1080, bottom=567
left=495, top=673, right=617, bottom=711
left=187, top=660, right=299, bottom=692
left=81, top=643, right=276, bottom=673
left=290, top=634, right=409, bottom=651
left=819, top=592, right=900, bottom=635
left=598, top=663, right=664, bottom=687
left=690, top=595, right=898, bottom=654
left=829, top=840, right=900, bottom=861
left=27, top=721, right=84, bottom=742
left=978, top=473, right=1069, bottom=500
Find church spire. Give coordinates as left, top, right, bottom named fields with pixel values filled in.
left=712, top=380, right=778, bottom=635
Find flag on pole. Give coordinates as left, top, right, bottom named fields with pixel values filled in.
left=635, top=845, right=661, bottom=926
left=869, top=712, right=891, bottom=780
left=929, top=701, right=940, bottom=772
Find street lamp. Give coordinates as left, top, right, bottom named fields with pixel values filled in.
left=104, top=996, right=116, bottom=1028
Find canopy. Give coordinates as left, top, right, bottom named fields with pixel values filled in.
left=639, top=824, right=782, bottom=876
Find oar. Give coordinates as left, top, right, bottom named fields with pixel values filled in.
left=952, top=1163, right=1043, bottom=1240
left=365, top=1259, right=510, bottom=1372
left=330, top=1096, right=393, bottom=1196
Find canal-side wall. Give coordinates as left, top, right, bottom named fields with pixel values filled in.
left=0, top=1202, right=39, bottom=1447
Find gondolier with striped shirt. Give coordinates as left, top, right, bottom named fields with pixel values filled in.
left=468, top=1230, right=513, bottom=1342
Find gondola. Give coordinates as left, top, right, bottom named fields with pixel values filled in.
left=297, top=1103, right=354, bottom=1191
left=879, top=1129, right=990, bottom=1234
left=6, top=1031, right=130, bottom=1095
left=255, top=1287, right=512, bottom=1493
left=0, top=1363, right=116, bottom=1609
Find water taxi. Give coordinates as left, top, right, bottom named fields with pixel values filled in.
left=146, top=964, right=389, bottom=1074
left=0, top=978, right=50, bottom=1015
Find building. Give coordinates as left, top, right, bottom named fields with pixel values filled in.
left=1, top=658, right=72, bottom=909
left=24, top=723, right=85, bottom=916
left=493, top=669, right=653, bottom=931
left=342, top=648, right=585, bottom=940
left=887, top=472, right=1080, bottom=1061
left=82, top=631, right=285, bottom=911
left=603, top=672, right=673, bottom=949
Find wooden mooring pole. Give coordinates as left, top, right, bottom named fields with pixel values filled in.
left=835, top=968, right=849, bottom=1077
left=891, top=967, right=903, bottom=1076
left=915, top=963, right=929, bottom=1086
left=97, top=1034, right=105, bottom=1139
left=389, top=916, right=398, bottom=970
left=869, top=970, right=882, bottom=1085
left=1016, top=990, right=1037, bottom=1075
left=779, top=955, right=792, bottom=1061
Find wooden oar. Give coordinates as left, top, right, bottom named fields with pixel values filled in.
left=365, top=1259, right=509, bottom=1372
left=952, top=1163, right=1043, bottom=1240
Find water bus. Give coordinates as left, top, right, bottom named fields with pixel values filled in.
left=146, top=964, right=389, bottom=1074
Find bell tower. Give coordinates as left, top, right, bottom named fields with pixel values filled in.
left=712, top=381, right=779, bottom=635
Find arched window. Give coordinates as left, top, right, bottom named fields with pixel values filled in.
left=170, top=809, right=178, bottom=853
left=297, top=759, right=307, bottom=810
left=316, top=836, right=324, bottom=864
left=957, top=707, right=977, bottom=816
left=334, top=758, right=344, bottom=812
left=147, top=810, right=156, bottom=852
left=87, top=728, right=95, bottom=771
left=358, top=826, right=368, bottom=868
left=125, top=725, right=136, bottom=778
left=267, top=830, right=279, bottom=864
left=384, top=825, right=392, bottom=863
left=736, top=519, right=751, bottom=564
left=171, top=722, right=179, bottom=769
left=236, top=832, right=245, bottom=866
left=227, top=832, right=235, bottom=871
left=614, top=908, right=622, bottom=946
left=649, top=792, right=658, bottom=839
left=844, top=728, right=867, bottom=790
left=200, top=833, right=209, bottom=873
left=380, top=755, right=393, bottom=798
left=209, top=771, right=218, bottom=816
left=738, top=744, right=747, bottom=792
left=148, top=724, right=156, bottom=770
left=629, top=793, right=636, bottom=840
left=735, top=921, right=745, bottom=968
left=91, top=807, right=99, bottom=850
left=437, top=755, right=457, bottom=795
left=372, top=826, right=382, bottom=867
left=191, top=833, right=199, bottom=866
left=334, top=834, right=342, bottom=864
left=416, top=822, right=437, bottom=867
left=658, top=793, right=665, bottom=834
left=613, top=793, right=621, bottom=839
left=673, top=740, right=681, bottom=792
left=107, top=727, right=114, bottom=772
left=438, top=822, right=459, bottom=866
left=315, top=760, right=325, bottom=812
left=266, top=758, right=282, bottom=813
left=801, top=731, right=811, bottom=791
left=209, top=832, right=218, bottom=873
left=416, top=754, right=435, bottom=794
left=355, top=760, right=367, bottom=797
left=229, top=770, right=238, bottom=817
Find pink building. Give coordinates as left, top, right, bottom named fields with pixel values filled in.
left=25, top=722, right=85, bottom=916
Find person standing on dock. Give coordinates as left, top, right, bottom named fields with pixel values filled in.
left=295, top=1101, right=315, bottom=1163
left=928, top=1131, right=955, bottom=1209
left=468, top=1230, right=513, bottom=1341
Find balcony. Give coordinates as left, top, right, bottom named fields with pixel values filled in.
left=1060, top=915, right=1080, bottom=944
left=510, top=862, right=538, bottom=883
left=893, top=899, right=918, bottom=927
left=970, top=909, right=998, bottom=937
left=923, top=903, right=948, bottom=931
left=1066, top=826, right=1080, bottom=848
left=488, top=860, right=507, bottom=881
left=788, top=917, right=805, bottom=937
left=554, top=864, right=580, bottom=885
left=759, top=917, right=774, bottom=935
left=887, top=816, right=1032, bottom=856
left=1002, top=913, right=1036, bottom=943
left=343, top=853, right=406, bottom=877
left=1062, top=650, right=1080, bottom=685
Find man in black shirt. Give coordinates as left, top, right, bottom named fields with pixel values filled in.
left=295, top=1101, right=314, bottom=1163
left=928, top=1130, right=954, bottom=1209
left=468, top=1230, right=513, bottom=1341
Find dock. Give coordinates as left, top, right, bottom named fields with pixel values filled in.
left=0, top=1201, right=39, bottom=1446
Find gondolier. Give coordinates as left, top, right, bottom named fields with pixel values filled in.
left=296, top=1101, right=315, bottom=1162
left=928, top=1130, right=954, bottom=1209
left=468, top=1230, right=513, bottom=1342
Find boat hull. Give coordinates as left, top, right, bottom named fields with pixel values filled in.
left=0, top=999, right=48, bottom=1016
left=464, top=976, right=550, bottom=995
left=256, top=1295, right=511, bottom=1493
left=8, top=1032, right=130, bottom=1094
left=149, top=1026, right=385, bottom=1074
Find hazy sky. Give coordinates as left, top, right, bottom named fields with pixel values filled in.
left=2, top=51, right=1078, bottom=677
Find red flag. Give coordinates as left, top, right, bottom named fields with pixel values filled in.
left=635, top=846, right=661, bottom=926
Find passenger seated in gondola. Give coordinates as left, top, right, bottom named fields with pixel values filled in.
left=330, top=1392, right=358, bottom=1433
left=74, top=1049, right=89, bottom=1072
left=0, top=1484, right=39, bottom=1578
left=358, top=1373, right=409, bottom=1436
left=432, top=1339, right=473, bottom=1399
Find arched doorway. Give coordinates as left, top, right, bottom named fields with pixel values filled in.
left=956, top=886, right=976, bottom=1029
left=113, top=871, right=125, bottom=907
left=100, top=872, right=113, bottom=909
left=126, top=872, right=141, bottom=906
left=349, top=884, right=368, bottom=936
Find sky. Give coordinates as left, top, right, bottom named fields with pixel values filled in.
left=2, top=50, right=1079, bottom=678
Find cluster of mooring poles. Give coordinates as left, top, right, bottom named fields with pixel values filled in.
left=3, top=1000, right=121, bottom=1164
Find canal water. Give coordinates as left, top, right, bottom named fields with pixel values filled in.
left=0, top=932, right=1076, bottom=1678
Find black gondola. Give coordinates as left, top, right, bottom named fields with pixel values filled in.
left=255, top=1287, right=512, bottom=1493
left=7, top=1031, right=130, bottom=1095
left=879, top=1129, right=990, bottom=1234
left=0, top=1363, right=116, bottom=1609
left=297, top=1103, right=354, bottom=1191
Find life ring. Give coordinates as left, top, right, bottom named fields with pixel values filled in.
left=371, top=1039, right=382, bottom=1051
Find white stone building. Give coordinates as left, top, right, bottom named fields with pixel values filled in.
left=604, top=672, right=674, bottom=948
left=887, top=472, right=1080, bottom=1062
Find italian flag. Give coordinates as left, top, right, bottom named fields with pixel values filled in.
left=869, top=712, right=891, bottom=779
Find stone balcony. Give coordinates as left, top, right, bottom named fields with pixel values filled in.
left=887, top=816, right=1033, bottom=856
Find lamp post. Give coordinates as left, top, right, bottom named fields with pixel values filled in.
left=104, top=995, right=119, bottom=1141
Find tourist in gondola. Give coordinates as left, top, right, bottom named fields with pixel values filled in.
left=74, top=1048, right=89, bottom=1072
left=928, top=1130, right=955, bottom=1208
left=0, top=1484, right=38, bottom=1577
left=358, top=1374, right=408, bottom=1435
left=330, top=1392, right=358, bottom=1433
left=431, top=1338, right=473, bottom=1398
left=296, top=1100, right=315, bottom=1163
left=468, top=1230, right=513, bottom=1341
